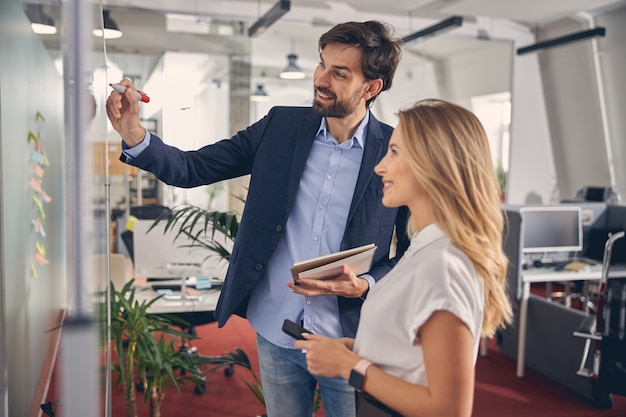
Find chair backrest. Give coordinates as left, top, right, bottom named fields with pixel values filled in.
left=121, top=230, right=134, bottom=262
left=130, top=205, right=170, bottom=220
left=574, top=186, right=619, bottom=204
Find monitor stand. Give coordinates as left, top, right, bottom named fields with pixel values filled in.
left=163, top=262, right=203, bottom=301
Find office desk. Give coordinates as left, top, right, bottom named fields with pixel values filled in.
left=132, top=278, right=221, bottom=316
left=516, top=264, right=626, bottom=377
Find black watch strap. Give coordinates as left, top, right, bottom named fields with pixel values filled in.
left=349, top=359, right=372, bottom=391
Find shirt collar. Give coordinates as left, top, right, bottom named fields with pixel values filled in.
left=316, top=111, right=370, bottom=149
left=408, top=223, right=447, bottom=254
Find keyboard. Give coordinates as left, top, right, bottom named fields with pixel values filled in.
left=526, top=259, right=593, bottom=271
left=150, top=277, right=223, bottom=292
left=151, top=283, right=189, bottom=291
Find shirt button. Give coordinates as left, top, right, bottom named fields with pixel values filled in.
left=255, top=264, right=264, bottom=271
left=319, top=204, right=325, bottom=210
left=313, top=236, right=319, bottom=241
left=275, top=225, right=283, bottom=232
left=306, top=300, right=311, bottom=305
left=327, top=175, right=332, bottom=180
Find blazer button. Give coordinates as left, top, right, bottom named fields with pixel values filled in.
left=275, top=225, right=283, bottom=232
left=255, top=264, right=264, bottom=271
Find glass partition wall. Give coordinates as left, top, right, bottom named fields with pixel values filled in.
left=8, top=2, right=514, bottom=415
left=0, top=2, right=70, bottom=415
left=61, top=2, right=106, bottom=415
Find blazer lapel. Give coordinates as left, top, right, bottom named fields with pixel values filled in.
left=286, top=111, right=322, bottom=214
left=347, top=115, right=386, bottom=224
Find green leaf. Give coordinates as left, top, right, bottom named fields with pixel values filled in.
left=147, top=204, right=239, bottom=264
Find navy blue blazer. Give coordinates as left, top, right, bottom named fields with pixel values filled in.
left=122, top=106, right=409, bottom=337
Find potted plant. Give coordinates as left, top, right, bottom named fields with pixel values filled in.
left=149, top=203, right=239, bottom=264
left=496, top=161, right=507, bottom=202
left=102, top=280, right=211, bottom=417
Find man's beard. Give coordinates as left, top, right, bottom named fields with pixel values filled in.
left=312, top=87, right=360, bottom=118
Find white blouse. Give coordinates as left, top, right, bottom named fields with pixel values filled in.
left=353, top=224, right=484, bottom=386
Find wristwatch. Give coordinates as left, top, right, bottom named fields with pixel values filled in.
left=349, top=358, right=372, bottom=391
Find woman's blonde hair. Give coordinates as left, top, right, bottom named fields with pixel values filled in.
left=398, top=99, right=512, bottom=336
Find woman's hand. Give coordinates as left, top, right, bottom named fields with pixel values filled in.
left=294, top=334, right=360, bottom=380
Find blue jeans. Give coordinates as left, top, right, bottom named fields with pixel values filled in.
left=256, top=334, right=356, bottom=417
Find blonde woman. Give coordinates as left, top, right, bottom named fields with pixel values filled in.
left=293, top=99, right=513, bottom=417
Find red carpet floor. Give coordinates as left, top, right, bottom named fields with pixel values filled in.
left=47, top=314, right=626, bottom=417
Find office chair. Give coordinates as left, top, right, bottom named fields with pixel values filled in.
left=573, top=231, right=626, bottom=409
left=551, top=187, right=622, bottom=309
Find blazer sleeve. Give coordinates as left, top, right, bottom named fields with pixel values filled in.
left=119, top=108, right=279, bottom=188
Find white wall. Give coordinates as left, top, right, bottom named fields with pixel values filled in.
left=0, top=1, right=67, bottom=415
left=538, top=18, right=611, bottom=201
left=529, top=3, right=626, bottom=203
left=141, top=52, right=232, bottom=210
left=597, top=5, right=626, bottom=201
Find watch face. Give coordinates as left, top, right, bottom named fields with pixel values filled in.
left=349, top=369, right=365, bottom=391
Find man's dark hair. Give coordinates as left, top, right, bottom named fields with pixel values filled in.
left=318, top=21, right=402, bottom=107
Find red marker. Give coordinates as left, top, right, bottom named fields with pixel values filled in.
left=109, top=83, right=150, bottom=103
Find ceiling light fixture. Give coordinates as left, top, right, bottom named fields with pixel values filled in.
left=279, top=53, right=306, bottom=80
left=516, top=27, right=606, bottom=55
left=401, top=16, right=463, bottom=45
left=93, top=9, right=123, bottom=39
left=24, top=4, right=57, bottom=35
left=250, top=84, right=270, bottom=102
left=248, top=0, right=290, bottom=37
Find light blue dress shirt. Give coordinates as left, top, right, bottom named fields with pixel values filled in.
left=247, top=113, right=373, bottom=348
left=123, top=112, right=375, bottom=348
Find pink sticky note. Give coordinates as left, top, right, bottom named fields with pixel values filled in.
left=29, top=177, right=42, bottom=193
left=33, top=163, right=44, bottom=178
left=40, top=191, right=52, bottom=203
left=34, top=252, right=49, bottom=265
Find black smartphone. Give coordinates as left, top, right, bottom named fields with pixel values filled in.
left=282, top=319, right=313, bottom=340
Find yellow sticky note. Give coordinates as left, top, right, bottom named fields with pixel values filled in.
left=28, top=130, right=39, bottom=145
left=36, top=241, right=46, bottom=256
left=33, top=195, right=46, bottom=222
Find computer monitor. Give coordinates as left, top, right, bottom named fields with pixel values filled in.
left=582, top=187, right=607, bottom=202
left=520, top=206, right=583, bottom=254
left=132, top=219, right=229, bottom=279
